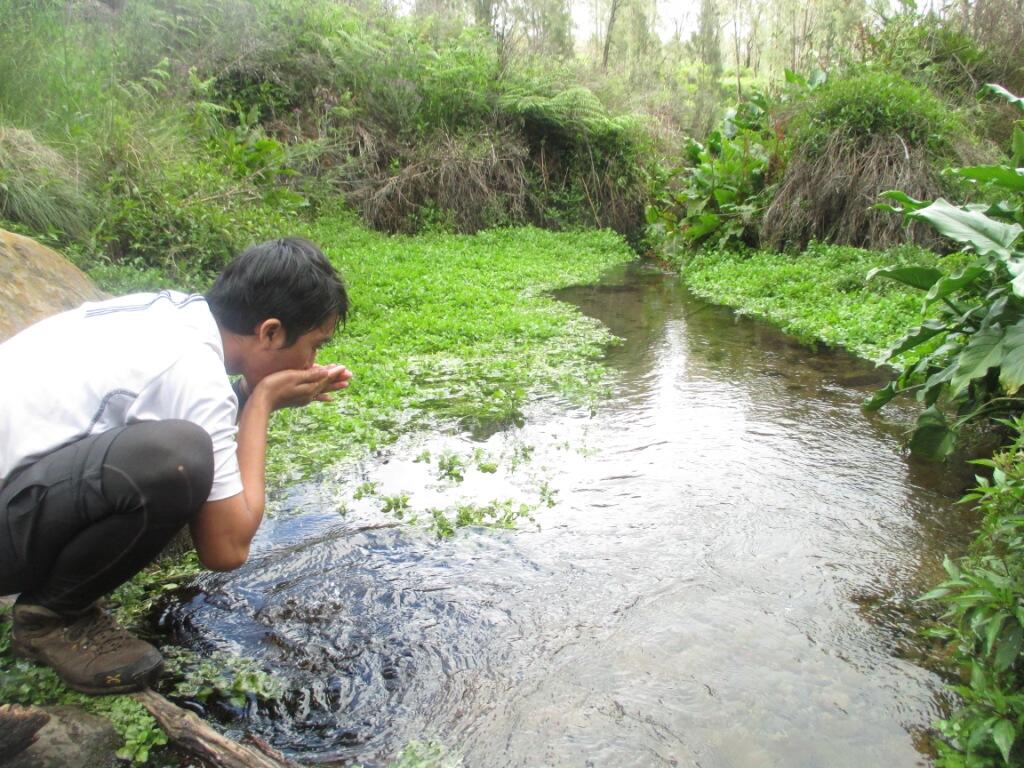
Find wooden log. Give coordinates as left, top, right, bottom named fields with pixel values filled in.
left=132, top=689, right=300, bottom=768
left=0, top=704, right=51, bottom=758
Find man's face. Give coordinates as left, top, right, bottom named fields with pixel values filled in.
left=242, top=313, right=338, bottom=387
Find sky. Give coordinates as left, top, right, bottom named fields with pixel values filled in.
left=570, top=0, right=700, bottom=44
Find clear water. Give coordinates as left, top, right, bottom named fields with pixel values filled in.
left=162, top=263, right=975, bottom=767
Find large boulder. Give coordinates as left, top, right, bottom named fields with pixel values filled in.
left=0, top=229, right=106, bottom=342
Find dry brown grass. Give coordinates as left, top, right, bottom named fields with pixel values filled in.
left=0, top=126, right=93, bottom=239
left=341, top=129, right=530, bottom=234
left=761, top=131, right=953, bottom=251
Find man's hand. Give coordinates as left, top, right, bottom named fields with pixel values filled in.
left=311, top=364, right=353, bottom=401
left=254, top=364, right=353, bottom=411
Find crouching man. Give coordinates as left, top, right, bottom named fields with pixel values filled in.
left=0, top=237, right=352, bottom=694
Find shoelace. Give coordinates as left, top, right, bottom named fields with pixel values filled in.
left=64, top=608, right=134, bottom=654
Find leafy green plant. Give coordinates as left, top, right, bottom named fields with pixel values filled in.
left=921, top=417, right=1024, bottom=766
left=105, top=697, right=169, bottom=764
left=382, top=492, right=412, bottom=519
left=647, top=91, right=778, bottom=253
left=865, top=85, right=1024, bottom=458
left=436, top=451, right=466, bottom=483
left=353, top=481, right=380, bottom=500
left=537, top=480, right=557, bottom=508
left=109, top=551, right=203, bottom=628
left=161, top=646, right=284, bottom=708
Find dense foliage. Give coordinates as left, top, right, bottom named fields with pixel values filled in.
left=0, top=0, right=653, bottom=288
left=924, top=420, right=1024, bottom=767
left=866, top=85, right=1024, bottom=460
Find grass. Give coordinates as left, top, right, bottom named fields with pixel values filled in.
left=266, top=212, right=633, bottom=480
left=677, top=241, right=971, bottom=365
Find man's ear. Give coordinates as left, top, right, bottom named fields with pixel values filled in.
left=255, top=318, right=285, bottom=349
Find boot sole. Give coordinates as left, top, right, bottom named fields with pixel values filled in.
left=11, top=640, right=162, bottom=695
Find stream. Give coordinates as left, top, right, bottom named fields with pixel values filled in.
left=162, top=262, right=976, bottom=767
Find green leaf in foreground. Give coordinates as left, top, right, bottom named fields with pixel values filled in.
left=908, top=199, right=1022, bottom=259
left=866, top=264, right=943, bottom=290
left=953, top=166, right=1024, bottom=192
left=950, top=326, right=1005, bottom=396
left=993, top=719, right=1016, bottom=764
left=986, top=83, right=1024, bottom=111
left=999, top=323, right=1024, bottom=395
left=909, top=406, right=957, bottom=459
left=882, top=319, right=947, bottom=359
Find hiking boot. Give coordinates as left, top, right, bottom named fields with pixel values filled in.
left=11, top=603, right=163, bottom=694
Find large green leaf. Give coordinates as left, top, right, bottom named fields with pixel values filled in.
left=684, top=214, right=722, bottom=240
left=999, top=323, right=1024, bottom=394
left=884, top=319, right=947, bottom=358
left=784, top=69, right=806, bottom=87
left=953, top=165, right=1024, bottom=192
left=863, top=381, right=898, bottom=412
left=1013, top=126, right=1024, bottom=166
left=908, top=199, right=1023, bottom=259
left=950, top=326, right=1005, bottom=396
left=878, top=189, right=929, bottom=211
left=866, top=264, right=943, bottom=290
left=986, top=83, right=1024, bottom=112
left=909, top=406, right=957, bottom=459
left=993, top=719, right=1016, bottom=764
left=924, top=265, right=987, bottom=305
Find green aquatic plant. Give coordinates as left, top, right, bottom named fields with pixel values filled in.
left=382, top=493, right=413, bottom=519
left=161, top=646, right=284, bottom=708
left=353, top=481, right=381, bottom=500
left=436, top=452, right=466, bottom=483
left=267, top=221, right=630, bottom=481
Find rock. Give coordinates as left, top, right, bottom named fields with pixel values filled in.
left=4, top=705, right=120, bottom=768
left=0, top=229, right=106, bottom=342
left=0, top=705, right=50, bottom=759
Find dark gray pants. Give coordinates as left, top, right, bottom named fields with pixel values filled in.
left=0, top=420, right=214, bottom=615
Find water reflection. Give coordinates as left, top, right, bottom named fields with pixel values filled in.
left=162, top=262, right=976, bottom=767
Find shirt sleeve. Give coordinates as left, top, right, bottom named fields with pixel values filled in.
left=127, top=343, right=244, bottom=501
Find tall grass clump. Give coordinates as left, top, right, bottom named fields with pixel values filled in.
left=0, top=127, right=94, bottom=239
left=763, top=71, right=975, bottom=251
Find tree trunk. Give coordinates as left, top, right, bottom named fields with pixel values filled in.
left=602, top=0, right=622, bottom=69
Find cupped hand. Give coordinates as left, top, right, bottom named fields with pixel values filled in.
left=311, top=364, right=353, bottom=401
left=256, top=364, right=353, bottom=410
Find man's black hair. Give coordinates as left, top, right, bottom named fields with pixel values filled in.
left=206, top=237, right=348, bottom=345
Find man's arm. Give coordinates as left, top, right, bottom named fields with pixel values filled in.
left=189, top=365, right=350, bottom=571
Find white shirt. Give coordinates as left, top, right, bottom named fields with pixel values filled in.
left=0, top=291, right=243, bottom=500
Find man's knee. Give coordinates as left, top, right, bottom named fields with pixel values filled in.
left=103, top=420, right=214, bottom=518
left=161, top=420, right=214, bottom=491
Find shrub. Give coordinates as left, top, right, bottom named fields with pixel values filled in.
left=763, top=71, right=973, bottom=250
left=646, top=92, right=780, bottom=253
left=865, top=85, right=1024, bottom=459
left=923, top=419, right=1024, bottom=767
left=343, top=128, right=530, bottom=234
left=793, top=71, right=966, bottom=156
left=860, top=11, right=1005, bottom=102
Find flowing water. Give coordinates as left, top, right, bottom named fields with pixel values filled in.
left=162, top=262, right=978, bottom=767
